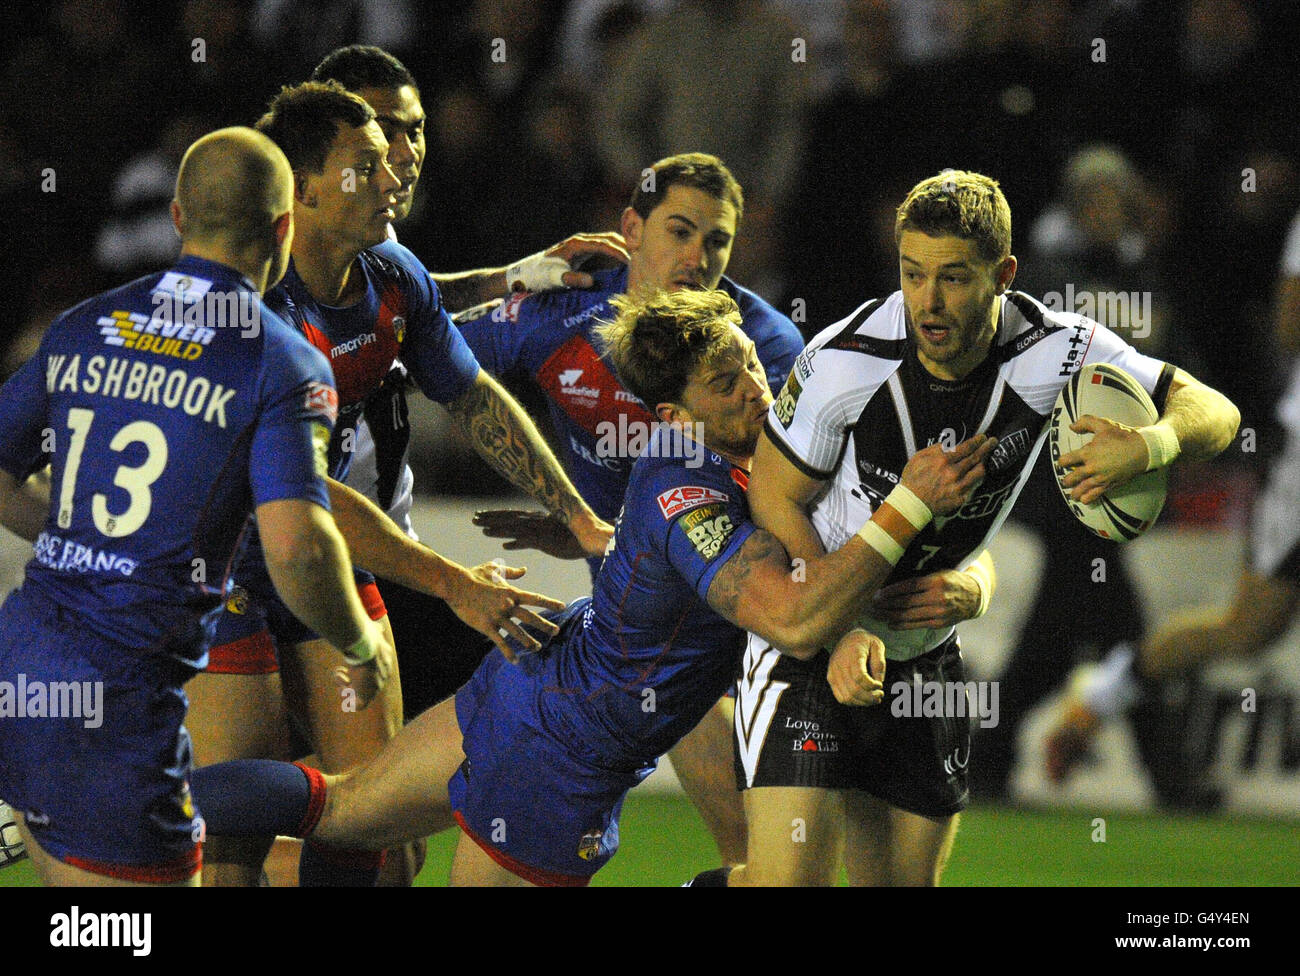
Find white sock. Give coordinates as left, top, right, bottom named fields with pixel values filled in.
left=1081, top=642, right=1141, bottom=717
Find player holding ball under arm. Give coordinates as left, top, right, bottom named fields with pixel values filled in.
left=725, top=169, right=1239, bottom=887
left=188, top=287, right=994, bottom=886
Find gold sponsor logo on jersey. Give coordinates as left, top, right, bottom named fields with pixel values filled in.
left=98, top=310, right=213, bottom=361
left=774, top=372, right=802, bottom=427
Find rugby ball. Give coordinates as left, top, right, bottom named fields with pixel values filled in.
left=1049, top=363, right=1167, bottom=541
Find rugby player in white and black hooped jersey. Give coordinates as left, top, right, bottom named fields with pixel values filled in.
left=724, top=170, right=1240, bottom=887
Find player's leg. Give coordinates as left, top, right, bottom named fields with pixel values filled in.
left=842, top=792, right=957, bottom=886
left=281, top=611, right=420, bottom=884
left=16, top=818, right=200, bottom=888
left=1047, top=569, right=1300, bottom=782
left=729, top=787, right=844, bottom=886
left=310, top=694, right=463, bottom=851
left=186, top=622, right=293, bottom=886
left=666, top=696, right=747, bottom=865
left=1140, top=570, right=1299, bottom=678
left=449, top=831, right=536, bottom=887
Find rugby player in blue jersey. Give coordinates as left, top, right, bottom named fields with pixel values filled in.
left=457, top=151, right=803, bottom=867
left=191, top=287, right=995, bottom=885
left=188, top=81, right=601, bottom=886
left=0, top=127, right=392, bottom=886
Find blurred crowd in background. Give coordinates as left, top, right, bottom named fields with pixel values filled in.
left=3, top=0, right=1298, bottom=494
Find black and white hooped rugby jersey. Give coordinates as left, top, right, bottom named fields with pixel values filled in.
left=764, top=289, right=1175, bottom=660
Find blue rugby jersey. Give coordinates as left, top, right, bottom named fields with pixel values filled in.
left=457, top=267, right=802, bottom=528
left=529, top=424, right=757, bottom=767
left=0, top=256, right=336, bottom=664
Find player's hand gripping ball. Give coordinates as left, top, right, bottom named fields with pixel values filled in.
left=1050, top=362, right=1168, bottom=541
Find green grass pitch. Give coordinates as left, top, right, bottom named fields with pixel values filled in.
left=3, top=795, right=1294, bottom=886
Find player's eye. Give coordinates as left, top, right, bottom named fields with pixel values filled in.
left=944, top=274, right=968, bottom=284
left=903, top=270, right=920, bottom=281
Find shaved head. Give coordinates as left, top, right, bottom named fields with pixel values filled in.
left=174, top=126, right=293, bottom=250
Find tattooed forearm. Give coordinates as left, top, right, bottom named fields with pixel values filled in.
left=447, top=372, right=589, bottom=523
left=707, top=529, right=787, bottom=625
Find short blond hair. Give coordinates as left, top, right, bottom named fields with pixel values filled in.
left=895, top=170, right=1012, bottom=263
left=595, top=289, right=742, bottom=409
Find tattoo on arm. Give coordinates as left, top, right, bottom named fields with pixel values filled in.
left=708, top=529, right=785, bottom=625
left=447, top=374, right=586, bottom=525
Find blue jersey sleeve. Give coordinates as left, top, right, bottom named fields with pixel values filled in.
left=650, top=468, right=757, bottom=601
left=376, top=241, right=480, bottom=404
left=0, top=341, right=53, bottom=480
left=456, top=293, right=539, bottom=379
left=249, top=326, right=336, bottom=510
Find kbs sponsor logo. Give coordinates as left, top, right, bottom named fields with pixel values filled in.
left=773, top=372, right=802, bottom=427
left=490, top=293, right=528, bottom=323
left=98, top=309, right=213, bottom=361
left=33, top=531, right=138, bottom=577
left=678, top=504, right=734, bottom=560
left=304, top=381, right=338, bottom=423
left=656, top=485, right=729, bottom=519
left=311, top=424, right=331, bottom=477
left=786, top=717, right=839, bottom=753
left=577, top=828, right=603, bottom=861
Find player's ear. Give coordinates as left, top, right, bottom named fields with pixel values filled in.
left=170, top=199, right=184, bottom=238
left=995, top=254, right=1017, bottom=294
left=273, top=211, right=293, bottom=249
left=655, top=401, right=680, bottom=426
left=620, top=207, right=643, bottom=250
left=294, top=171, right=316, bottom=207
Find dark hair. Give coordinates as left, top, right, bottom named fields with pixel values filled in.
left=629, top=152, right=744, bottom=223
left=895, top=170, right=1012, bottom=262
left=595, top=288, right=742, bottom=409
left=311, top=45, right=418, bottom=95
left=255, top=80, right=375, bottom=174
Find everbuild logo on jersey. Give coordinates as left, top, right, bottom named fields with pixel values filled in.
left=98, top=310, right=213, bottom=361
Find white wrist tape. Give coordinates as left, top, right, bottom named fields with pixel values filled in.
left=855, top=485, right=933, bottom=565
left=885, top=483, right=933, bottom=531
left=505, top=251, right=570, bottom=293
left=1138, top=424, right=1180, bottom=471
left=857, top=521, right=905, bottom=564
left=342, top=621, right=380, bottom=665
left=965, top=559, right=994, bottom=619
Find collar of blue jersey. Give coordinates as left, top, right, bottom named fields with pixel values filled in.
left=172, top=254, right=259, bottom=295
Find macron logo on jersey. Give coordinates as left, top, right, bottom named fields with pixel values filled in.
left=657, top=485, right=729, bottom=520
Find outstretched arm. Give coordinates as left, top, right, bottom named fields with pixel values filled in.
left=446, top=370, right=613, bottom=557
left=706, top=433, right=996, bottom=658
left=431, top=232, right=628, bottom=311
left=326, top=477, right=565, bottom=660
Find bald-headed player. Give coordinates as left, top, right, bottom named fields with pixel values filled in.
left=0, top=127, right=389, bottom=885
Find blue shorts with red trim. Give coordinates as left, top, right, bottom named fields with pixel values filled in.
left=0, top=587, right=201, bottom=881
left=206, top=572, right=387, bottom=675
left=448, top=600, right=654, bottom=886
